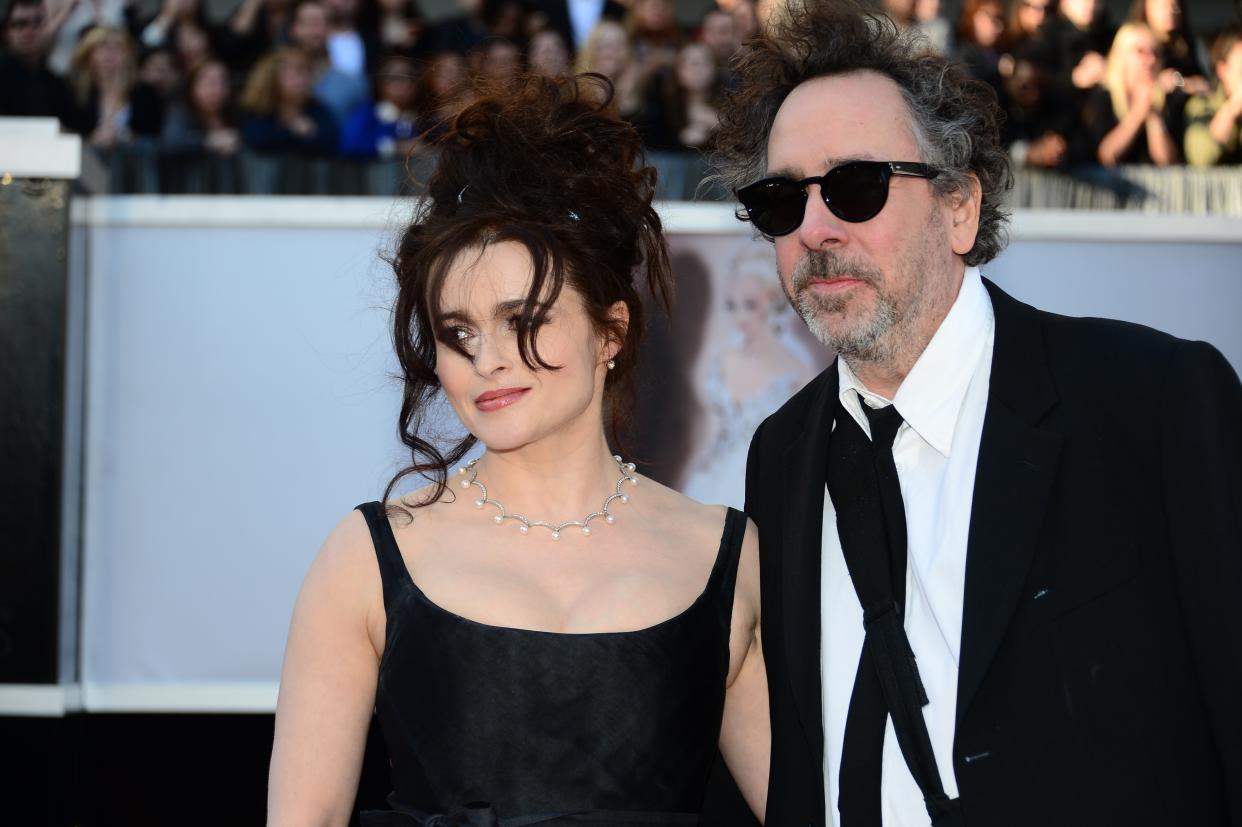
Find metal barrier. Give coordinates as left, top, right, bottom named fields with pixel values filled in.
left=90, top=143, right=1242, bottom=213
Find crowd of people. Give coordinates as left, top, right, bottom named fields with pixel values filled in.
left=1, top=0, right=1240, bottom=170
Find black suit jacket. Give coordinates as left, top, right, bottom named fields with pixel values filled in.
left=740, top=280, right=1242, bottom=827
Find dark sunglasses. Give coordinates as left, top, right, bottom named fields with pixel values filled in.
left=736, top=160, right=941, bottom=236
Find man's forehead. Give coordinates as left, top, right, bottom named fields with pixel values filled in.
left=766, top=72, right=916, bottom=175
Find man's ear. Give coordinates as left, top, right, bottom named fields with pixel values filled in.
left=603, top=300, right=630, bottom=362
left=948, top=173, right=983, bottom=258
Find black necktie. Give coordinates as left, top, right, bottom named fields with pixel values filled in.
left=828, top=395, right=962, bottom=827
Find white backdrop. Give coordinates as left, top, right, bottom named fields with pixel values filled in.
left=71, top=200, right=1242, bottom=711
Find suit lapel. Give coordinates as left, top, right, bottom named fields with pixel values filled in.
left=957, top=281, right=1062, bottom=722
left=779, top=364, right=838, bottom=765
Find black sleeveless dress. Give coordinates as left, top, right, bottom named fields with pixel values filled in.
left=354, top=502, right=748, bottom=827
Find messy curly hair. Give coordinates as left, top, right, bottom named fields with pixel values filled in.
left=710, top=0, right=1012, bottom=265
left=383, top=73, right=671, bottom=510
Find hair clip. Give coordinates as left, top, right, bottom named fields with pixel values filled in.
left=457, top=185, right=469, bottom=204
left=567, top=210, right=580, bottom=222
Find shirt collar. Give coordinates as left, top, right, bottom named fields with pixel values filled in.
left=836, top=266, right=993, bottom=456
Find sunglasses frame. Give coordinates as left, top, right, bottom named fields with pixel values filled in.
left=736, top=160, right=941, bottom=237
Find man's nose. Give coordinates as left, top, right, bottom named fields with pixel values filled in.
left=796, top=184, right=849, bottom=251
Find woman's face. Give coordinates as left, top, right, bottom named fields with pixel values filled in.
left=725, top=271, right=775, bottom=341
left=276, top=55, right=312, bottom=104
left=676, top=42, right=716, bottom=92
left=429, top=53, right=465, bottom=98
left=175, top=21, right=210, bottom=67
left=1122, top=28, right=1160, bottom=88
left=591, top=23, right=629, bottom=77
left=1144, top=0, right=1180, bottom=37
left=434, top=241, right=611, bottom=455
left=192, top=61, right=229, bottom=113
left=1059, top=0, right=1097, bottom=28
left=377, top=0, right=407, bottom=15
left=379, top=59, right=417, bottom=108
left=139, top=50, right=180, bottom=96
left=1016, top=0, right=1050, bottom=35
left=529, top=30, right=570, bottom=77
left=970, top=2, right=1005, bottom=47
left=634, top=0, right=674, bottom=34
left=91, top=34, right=128, bottom=77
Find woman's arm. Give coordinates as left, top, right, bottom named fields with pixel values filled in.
left=1097, top=87, right=1152, bottom=167
left=719, top=520, right=769, bottom=823
left=268, top=511, right=385, bottom=827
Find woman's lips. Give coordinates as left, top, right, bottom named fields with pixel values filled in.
left=474, top=387, right=530, bottom=411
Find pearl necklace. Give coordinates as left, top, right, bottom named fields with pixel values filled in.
left=457, top=455, right=638, bottom=540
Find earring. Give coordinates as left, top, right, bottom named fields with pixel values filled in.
left=607, top=359, right=616, bottom=370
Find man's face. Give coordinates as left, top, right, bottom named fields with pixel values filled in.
left=290, top=2, right=328, bottom=51
left=4, top=3, right=46, bottom=61
left=765, top=71, right=973, bottom=364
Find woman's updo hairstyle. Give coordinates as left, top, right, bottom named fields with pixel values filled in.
left=385, top=72, right=672, bottom=511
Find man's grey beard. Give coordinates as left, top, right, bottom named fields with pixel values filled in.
left=786, top=251, right=899, bottom=363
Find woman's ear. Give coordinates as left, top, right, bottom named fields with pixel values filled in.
left=603, top=300, right=630, bottom=362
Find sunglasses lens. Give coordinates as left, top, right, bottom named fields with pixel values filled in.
left=741, top=179, right=806, bottom=237
left=825, top=162, right=889, bottom=223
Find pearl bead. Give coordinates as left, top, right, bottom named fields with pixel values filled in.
left=518, top=524, right=529, bottom=534
left=612, top=455, right=621, bottom=462
left=474, top=499, right=484, bottom=508
left=460, top=479, right=471, bottom=489
left=625, top=462, right=636, bottom=472
left=458, top=467, right=467, bottom=475
left=493, top=515, right=503, bottom=523
left=620, top=494, right=629, bottom=504
left=581, top=527, right=591, bottom=536
left=629, top=477, right=638, bottom=486
left=605, top=514, right=616, bottom=524
left=551, top=531, right=560, bottom=541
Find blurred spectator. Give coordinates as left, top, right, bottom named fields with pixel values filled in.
left=228, top=0, right=296, bottom=72
left=698, top=8, right=738, bottom=66
left=1184, top=28, right=1242, bottom=166
left=288, top=0, right=369, bottom=124
left=323, top=0, right=373, bottom=76
left=240, top=45, right=339, bottom=153
left=1004, top=0, right=1054, bottom=61
left=915, top=0, right=953, bottom=55
left=135, top=0, right=223, bottom=55
left=160, top=56, right=241, bottom=155
left=44, top=0, right=134, bottom=76
left=1002, top=55, right=1077, bottom=167
left=70, top=26, right=163, bottom=147
left=482, top=0, right=527, bottom=44
left=1084, top=21, right=1178, bottom=165
left=172, top=16, right=213, bottom=70
left=669, top=40, right=723, bottom=149
left=431, top=0, right=489, bottom=55
left=0, top=0, right=84, bottom=129
left=723, top=0, right=758, bottom=43
left=364, top=0, right=425, bottom=58
left=626, top=0, right=680, bottom=88
left=1045, top=0, right=1115, bottom=91
left=528, top=28, right=571, bottom=77
left=340, top=51, right=420, bottom=157
left=1127, top=0, right=1207, bottom=96
left=478, top=36, right=521, bottom=89
left=881, top=0, right=916, bottom=28
left=576, top=19, right=641, bottom=117
left=956, top=0, right=1008, bottom=99
left=411, top=49, right=469, bottom=140
left=529, top=0, right=624, bottom=55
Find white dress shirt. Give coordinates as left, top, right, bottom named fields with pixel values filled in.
left=822, top=267, right=996, bottom=826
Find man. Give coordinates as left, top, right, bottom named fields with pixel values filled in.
left=0, top=0, right=83, bottom=131
left=1184, top=27, right=1242, bottom=167
left=708, top=1, right=1242, bottom=825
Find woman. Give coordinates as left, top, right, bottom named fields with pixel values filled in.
left=70, top=26, right=163, bottom=147
left=1084, top=21, right=1178, bottom=165
left=1127, top=0, right=1206, bottom=95
left=267, top=73, right=769, bottom=826
left=340, top=51, right=422, bottom=158
left=955, top=0, right=1008, bottom=99
left=240, top=46, right=339, bottom=154
left=681, top=244, right=817, bottom=508
left=160, top=57, right=242, bottom=156
left=575, top=21, right=643, bottom=118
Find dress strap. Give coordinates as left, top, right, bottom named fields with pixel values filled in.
left=355, top=501, right=414, bottom=612
left=711, top=507, right=749, bottom=633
